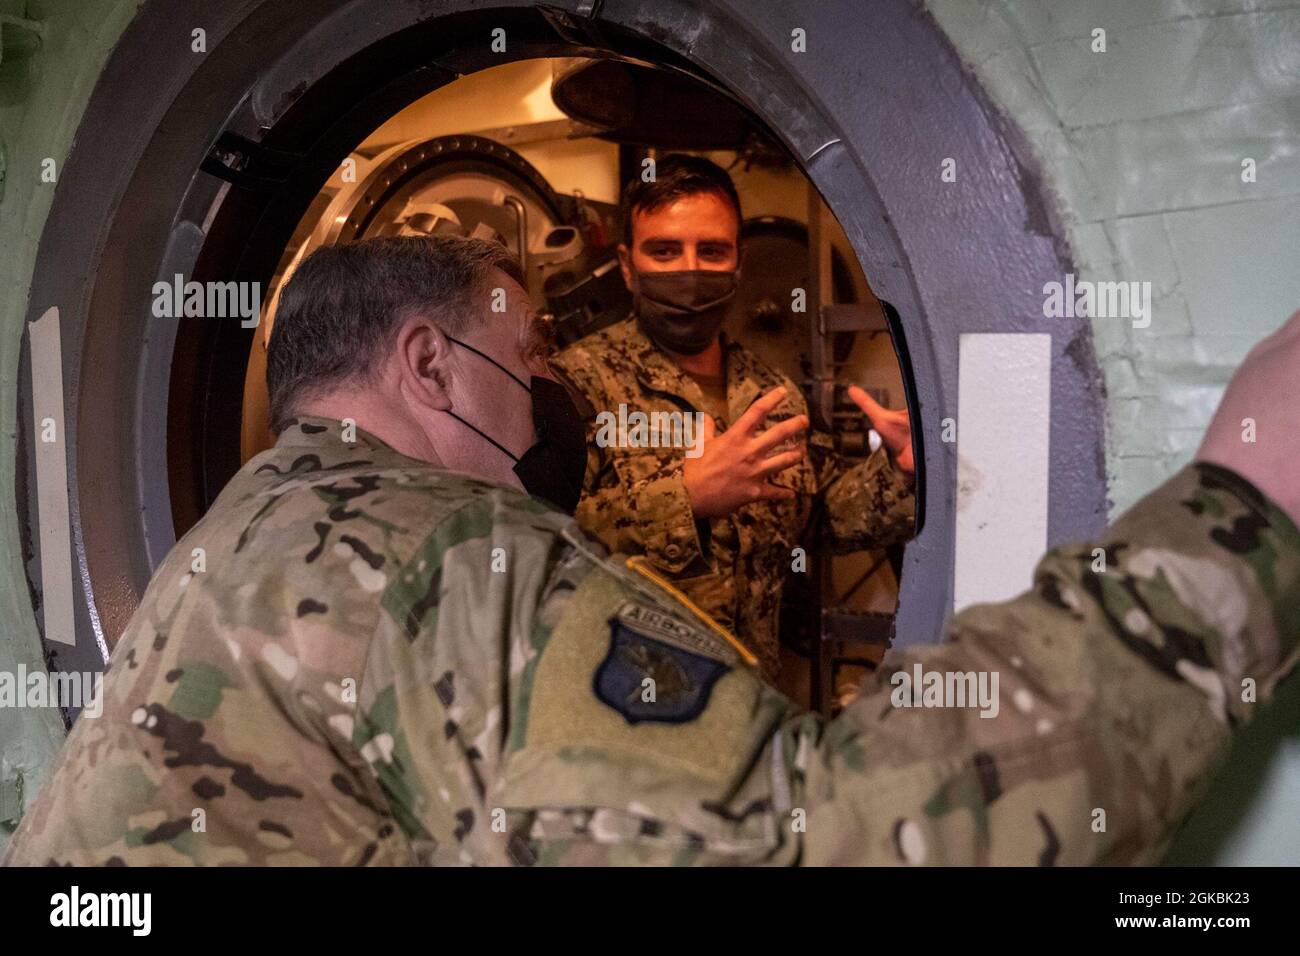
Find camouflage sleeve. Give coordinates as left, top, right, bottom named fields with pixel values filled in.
left=498, top=462, right=1300, bottom=865
left=811, top=433, right=915, bottom=551
left=335, top=491, right=611, bottom=865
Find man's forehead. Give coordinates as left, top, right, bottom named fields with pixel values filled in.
left=632, top=193, right=739, bottom=241
left=485, top=270, right=546, bottom=334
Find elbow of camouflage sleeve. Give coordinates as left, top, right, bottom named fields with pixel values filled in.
left=782, top=462, right=1300, bottom=866
left=633, top=464, right=707, bottom=573
left=1042, top=461, right=1300, bottom=728
left=823, top=446, right=916, bottom=552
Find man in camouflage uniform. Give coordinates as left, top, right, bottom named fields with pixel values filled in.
left=552, top=155, right=915, bottom=682
left=4, top=236, right=1298, bottom=866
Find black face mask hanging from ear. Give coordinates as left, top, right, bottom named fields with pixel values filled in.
left=439, top=336, right=588, bottom=515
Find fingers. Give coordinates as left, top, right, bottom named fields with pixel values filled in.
left=846, top=384, right=883, bottom=418
left=749, top=414, right=808, bottom=455
left=754, top=449, right=804, bottom=479
left=752, top=482, right=797, bottom=503
left=847, top=384, right=909, bottom=429
left=734, top=386, right=788, bottom=433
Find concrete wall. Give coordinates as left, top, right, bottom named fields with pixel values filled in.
left=925, top=0, right=1300, bottom=864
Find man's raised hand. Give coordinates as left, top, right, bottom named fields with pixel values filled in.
left=846, top=385, right=914, bottom=475
left=683, top=386, right=808, bottom=519
left=1197, top=307, right=1300, bottom=525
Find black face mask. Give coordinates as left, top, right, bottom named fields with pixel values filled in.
left=632, top=269, right=738, bottom=355
left=440, top=336, right=587, bottom=515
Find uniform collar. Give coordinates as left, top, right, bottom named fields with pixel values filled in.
left=276, top=415, right=413, bottom=458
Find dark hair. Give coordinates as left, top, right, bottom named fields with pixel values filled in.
left=265, top=235, right=523, bottom=433
left=621, top=153, right=743, bottom=245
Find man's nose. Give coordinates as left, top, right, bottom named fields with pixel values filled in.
left=681, top=247, right=699, bottom=270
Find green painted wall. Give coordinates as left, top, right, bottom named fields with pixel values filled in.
left=0, top=0, right=143, bottom=851
left=926, top=0, right=1300, bottom=863
left=929, top=0, right=1300, bottom=512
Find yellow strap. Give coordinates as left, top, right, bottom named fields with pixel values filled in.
left=624, top=555, right=760, bottom=669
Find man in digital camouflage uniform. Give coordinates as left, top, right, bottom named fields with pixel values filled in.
left=4, top=234, right=1297, bottom=866
left=552, top=156, right=915, bottom=683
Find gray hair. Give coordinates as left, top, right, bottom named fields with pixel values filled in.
left=265, top=235, right=523, bottom=433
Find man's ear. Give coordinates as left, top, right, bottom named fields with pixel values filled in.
left=396, top=315, right=453, bottom=412
left=617, top=243, right=633, bottom=289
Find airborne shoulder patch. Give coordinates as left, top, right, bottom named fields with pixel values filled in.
left=593, top=602, right=732, bottom=725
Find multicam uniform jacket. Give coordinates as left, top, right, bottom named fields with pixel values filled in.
left=550, top=319, right=916, bottom=679
left=3, top=415, right=1297, bottom=865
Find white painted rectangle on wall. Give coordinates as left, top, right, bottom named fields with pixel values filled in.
left=954, top=333, right=1051, bottom=614
left=30, top=306, right=77, bottom=645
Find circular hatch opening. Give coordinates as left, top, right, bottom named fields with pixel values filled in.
left=196, top=54, right=916, bottom=707
left=20, top=1, right=1107, bottom=709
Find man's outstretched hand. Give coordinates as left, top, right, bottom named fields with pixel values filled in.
left=1197, top=308, right=1300, bottom=526
left=846, top=385, right=914, bottom=475
left=684, top=386, right=808, bottom=519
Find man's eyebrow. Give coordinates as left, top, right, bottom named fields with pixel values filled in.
left=641, top=236, right=735, bottom=246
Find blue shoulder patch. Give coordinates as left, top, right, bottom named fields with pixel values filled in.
left=593, top=604, right=731, bottom=725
